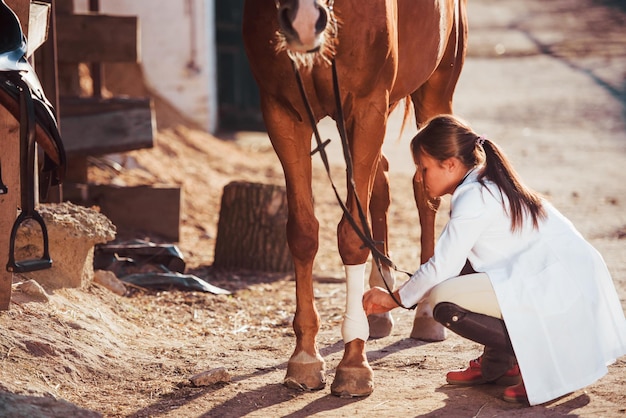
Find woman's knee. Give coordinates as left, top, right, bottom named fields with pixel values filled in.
left=428, top=273, right=502, bottom=319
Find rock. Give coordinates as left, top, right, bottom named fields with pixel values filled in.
left=93, top=270, right=127, bottom=296
left=190, top=367, right=231, bottom=387
left=14, top=280, right=49, bottom=303
left=0, top=390, right=101, bottom=417
left=13, top=202, right=116, bottom=289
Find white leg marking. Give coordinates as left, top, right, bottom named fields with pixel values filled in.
left=342, top=263, right=369, bottom=343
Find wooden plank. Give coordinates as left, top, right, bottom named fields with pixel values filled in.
left=34, top=0, right=59, bottom=114
left=64, top=157, right=89, bottom=184
left=27, top=2, right=50, bottom=56
left=91, top=185, right=181, bottom=242
left=56, top=14, right=139, bottom=63
left=54, top=0, right=74, bottom=15
left=5, top=1, right=50, bottom=57
left=34, top=0, right=62, bottom=202
left=5, top=0, right=29, bottom=40
left=59, top=96, right=155, bottom=156
left=0, top=107, right=20, bottom=310
left=64, top=184, right=181, bottom=242
left=60, top=96, right=153, bottom=116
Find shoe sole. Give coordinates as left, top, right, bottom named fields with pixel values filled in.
left=447, top=374, right=521, bottom=387
left=446, top=378, right=487, bottom=386
left=503, top=393, right=528, bottom=404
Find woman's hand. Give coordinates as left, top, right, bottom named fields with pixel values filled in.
left=363, top=287, right=401, bottom=315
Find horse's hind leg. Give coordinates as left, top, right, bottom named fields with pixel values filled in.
left=409, top=166, right=446, bottom=341
left=409, top=1, right=467, bottom=342
left=368, top=154, right=395, bottom=338
left=409, top=83, right=453, bottom=342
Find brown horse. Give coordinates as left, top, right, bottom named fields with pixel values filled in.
left=242, top=0, right=467, bottom=396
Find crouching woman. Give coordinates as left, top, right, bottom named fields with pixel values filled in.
left=363, top=114, right=626, bottom=406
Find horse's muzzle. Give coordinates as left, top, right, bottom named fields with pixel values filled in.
left=277, top=1, right=329, bottom=53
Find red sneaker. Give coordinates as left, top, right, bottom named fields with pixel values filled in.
left=446, top=356, right=521, bottom=386
left=503, top=381, right=528, bottom=404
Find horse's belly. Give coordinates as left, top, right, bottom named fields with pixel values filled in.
left=392, top=0, right=456, bottom=99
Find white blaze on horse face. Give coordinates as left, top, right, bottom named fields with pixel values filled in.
left=292, top=0, right=323, bottom=51
left=342, top=263, right=370, bottom=343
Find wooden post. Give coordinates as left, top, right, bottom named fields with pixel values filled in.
left=213, top=181, right=294, bottom=273
left=1, top=0, right=28, bottom=311
left=1, top=0, right=52, bottom=309
left=0, top=105, right=20, bottom=310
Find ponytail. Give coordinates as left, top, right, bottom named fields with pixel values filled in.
left=478, top=140, right=545, bottom=231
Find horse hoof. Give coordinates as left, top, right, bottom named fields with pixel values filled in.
left=284, top=376, right=325, bottom=391
left=284, top=354, right=326, bottom=391
left=367, top=312, right=394, bottom=339
left=410, top=316, right=447, bottom=341
left=330, top=365, right=374, bottom=397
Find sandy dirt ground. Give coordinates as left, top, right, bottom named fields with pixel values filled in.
left=1, top=0, right=625, bottom=416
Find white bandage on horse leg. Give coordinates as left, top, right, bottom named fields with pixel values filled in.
left=342, top=263, right=369, bottom=343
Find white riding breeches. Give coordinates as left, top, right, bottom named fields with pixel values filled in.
left=427, top=272, right=502, bottom=319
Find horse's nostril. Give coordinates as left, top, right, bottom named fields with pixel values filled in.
left=315, top=6, right=329, bottom=34
left=278, top=5, right=298, bottom=36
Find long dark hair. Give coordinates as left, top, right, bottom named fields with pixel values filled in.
left=411, top=115, right=546, bottom=231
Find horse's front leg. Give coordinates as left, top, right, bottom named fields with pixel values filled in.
left=330, top=114, right=390, bottom=397
left=367, top=154, right=395, bottom=338
left=264, top=105, right=326, bottom=391
left=283, top=161, right=326, bottom=391
left=284, top=168, right=327, bottom=390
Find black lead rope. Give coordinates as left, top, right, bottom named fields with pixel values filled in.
left=291, top=58, right=416, bottom=310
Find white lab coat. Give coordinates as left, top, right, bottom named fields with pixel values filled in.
left=398, top=169, right=626, bottom=405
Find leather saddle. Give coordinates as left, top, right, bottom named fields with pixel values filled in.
left=0, top=0, right=66, bottom=188
left=0, top=0, right=67, bottom=272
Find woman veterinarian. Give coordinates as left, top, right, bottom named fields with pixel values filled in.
left=362, top=114, right=626, bottom=405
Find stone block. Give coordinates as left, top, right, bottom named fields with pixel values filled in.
left=13, top=202, right=116, bottom=289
